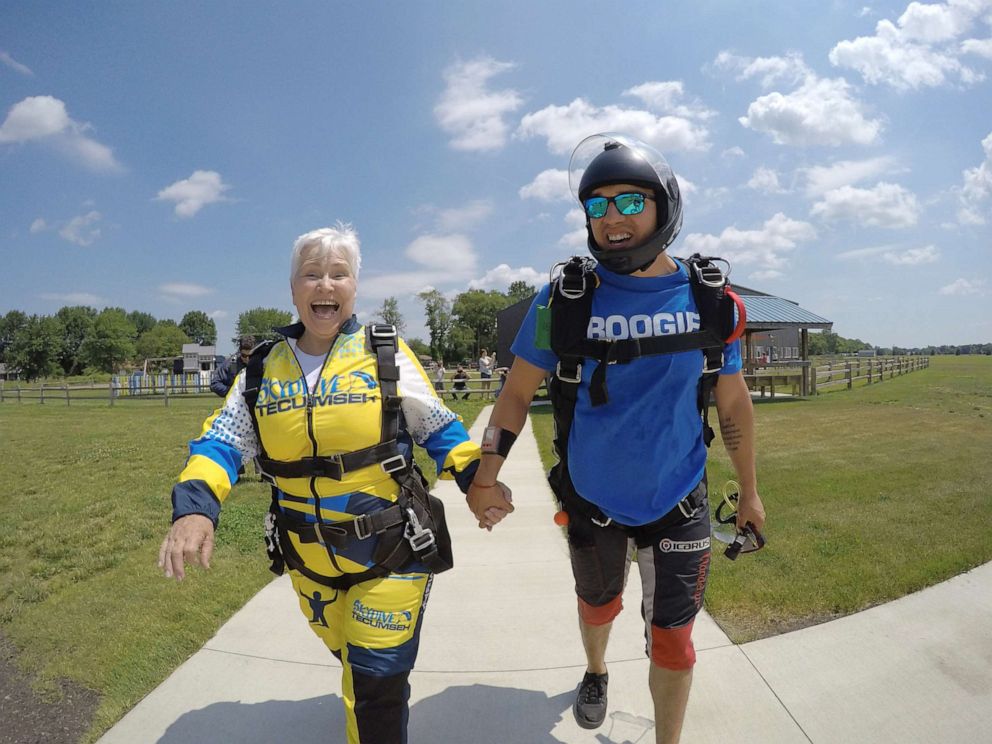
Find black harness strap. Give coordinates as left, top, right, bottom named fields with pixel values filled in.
left=247, top=325, right=452, bottom=589
left=547, top=253, right=737, bottom=526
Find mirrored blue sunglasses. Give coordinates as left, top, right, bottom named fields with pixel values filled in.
left=582, top=192, right=654, bottom=219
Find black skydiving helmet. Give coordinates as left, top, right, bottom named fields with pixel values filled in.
left=568, top=132, right=683, bottom=275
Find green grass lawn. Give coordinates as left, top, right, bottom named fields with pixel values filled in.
left=529, top=355, right=992, bottom=641
left=0, top=395, right=487, bottom=743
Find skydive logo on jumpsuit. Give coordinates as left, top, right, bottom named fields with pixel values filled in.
left=588, top=311, right=700, bottom=340
left=256, top=371, right=378, bottom=416
left=352, top=599, right=413, bottom=631
left=658, top=537, right=710, bottom=553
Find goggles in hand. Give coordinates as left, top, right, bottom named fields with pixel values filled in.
left=582, top=192, right=654, bottom=219
left=712, top=481, right=766, bottom=561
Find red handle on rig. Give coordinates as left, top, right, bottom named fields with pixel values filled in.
left=725, top=289, right=747, bottom=343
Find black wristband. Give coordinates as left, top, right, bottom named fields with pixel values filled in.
left=481, top=426, right=517, bottom=458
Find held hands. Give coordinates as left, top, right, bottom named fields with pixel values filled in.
left=158, top=514, right=215, bottom=581
left=467, top=480, right=514, bottom=531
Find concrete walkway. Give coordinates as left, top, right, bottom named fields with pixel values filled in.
left=100, top=410, right=992, bottom=743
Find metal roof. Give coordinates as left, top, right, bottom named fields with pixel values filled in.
left=740, top=295, right=832, bottom=330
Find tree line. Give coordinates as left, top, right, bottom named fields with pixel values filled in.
left=807, top=330, right=991, bottom=357
left=0, top=306, right=299, bottom=381
left=0, top=282, right=539, bottom=381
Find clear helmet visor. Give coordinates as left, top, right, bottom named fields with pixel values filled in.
left=568, top=132, right=679, bottom=204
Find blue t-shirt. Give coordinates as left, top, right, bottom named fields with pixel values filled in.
left=512, top=261, right=741, bottom=526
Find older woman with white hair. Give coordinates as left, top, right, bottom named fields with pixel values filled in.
left=158, top=223, right=511, bottom=743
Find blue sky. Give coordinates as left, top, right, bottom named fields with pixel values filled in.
left=2, top=0, right=990, bottom=352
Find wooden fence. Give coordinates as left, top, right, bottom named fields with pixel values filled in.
left=743, top=356, right=929, bottom=398
left=1, top=357, right=929, bottom=407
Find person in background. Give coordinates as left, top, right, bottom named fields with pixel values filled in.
left=434, top=359, right=446, bottom=394
left=159, top=223, right=485, bottom=744
left=452, top=365, right=470, bottom=400
left=478, top=348, right=494, bottom=399
left=210, top=335, right=255, bottom=397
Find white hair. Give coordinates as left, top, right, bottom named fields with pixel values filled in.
left=290, top=222, right=362, bottom=281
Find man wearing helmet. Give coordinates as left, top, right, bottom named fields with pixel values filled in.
left=466, top=134, right=765, bottom=743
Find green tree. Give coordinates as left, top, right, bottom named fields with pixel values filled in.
left=406, top=337, right=431, bottom=359
left=55, top=305, right=97, bottom=375
left=236, top=307, right=293, bottom=343
left=136, top=320, right=190, bottom=360
left=127, top=310, right=157, bottom=337
left=506, top=280, right=537, bottom=304
left=0, top=310, right=29, bottom=363
left=452, top=289, right=508, bottom=354
left=179, top=310, right=217, bottom=346
left=417, top=289, right=452, bottom=362
left=80, top=308, right=137, bottom=372
left=447, top=324, right=475, bottom=364
left=375, top=297, right=406, bottom=335
left=7, top=314, right=65, bottom=380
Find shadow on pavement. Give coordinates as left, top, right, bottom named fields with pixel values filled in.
left=156, top=684, right=653, bottom=744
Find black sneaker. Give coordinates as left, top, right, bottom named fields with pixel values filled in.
left=573, top=671, right=608, bottom=729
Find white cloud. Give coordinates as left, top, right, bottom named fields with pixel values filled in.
left=721, top=146, right=746, bottom=159
left=677, top=175, right=698, bottom=200
left=559, top=208, right=588, bottom=248
left=682, top=212, right=817, bottom=272
left=882, top=244, right=941, bottom=264
left=829, top=0, right=991, bottom=89
left=59, top=211, right=102, bottom=246
left=811, top=182, right=920, bottom=227
left=957, top=131, right=992, bottom=224
left=0, top=96, right=68, bottom=141
left=467, top=264, right=544, bottom=291
left=747, top=167, right=786, bottom=193
left=739, top=75, right=883, bottom=146
left=29, top=218, right=47, bottom=233
left=749, top=269, right=785, bottom=281
left=939, top=277, right=987, bottom=295
left=712, top=51, right=811, bottom=88
left=208, top=310, right=228, bottom=319
left=517, top=96, right=711, bottom=154
left=436, top=200, right=493, bottom=231
left=0, top=95, right=123, bottom=172
left=0, top=51, right=34, bottom=76
left=39, top=292, right=103, bottom=305
left=519, top=169, right=572, bottom=202
left=159, top=282, right=213, bottom=297
left=405, top=234, right=477, bottom=274
left=434, top=57, right=523, bottom=151
left=962, top=37, right=992, bottom=58
left=803, top=156, right=899, bottom=196
left=359, top=271, right=448, bottom=301
left=156, top=170, right=231, bottom=218
left=622, top=81, right=715, bottom=119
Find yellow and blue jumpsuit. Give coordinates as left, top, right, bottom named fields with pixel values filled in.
left=170, top=319, right=480, bottom=743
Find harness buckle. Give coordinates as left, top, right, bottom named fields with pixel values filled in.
left=591, top=514, right=613, bottom=528
left=677, top=497, right=699, bottom=519
left=313, top=523, right=327, bottom=547
left=559, top=272, right=587, bottom=299
left=692, top=259, right=729, bottom=288
left=404, top=507, right=436, bottom=552
left=556, top=360, right=582, bottom=384
left=370, top=324, right=397, bottom=338
left=324, top=453, right=345, bottom=478
left=352, top=514, right=373, bottom=540
left=380, top=454, right=407, bottom=474
left=703, top=351, right=725, bottom=374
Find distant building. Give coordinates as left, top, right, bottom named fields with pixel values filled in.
left=181, top=343, right=218, bottom=372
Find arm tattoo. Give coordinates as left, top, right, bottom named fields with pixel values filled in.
left=719, top=416, right=742, bottom=451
